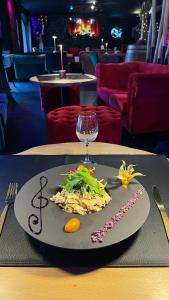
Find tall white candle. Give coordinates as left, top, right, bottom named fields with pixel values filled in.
left=105, top=42, right=108, bottom=54
left=59, top=44, right=63, bottom=70
left=52, top=35, right=57, bottom=53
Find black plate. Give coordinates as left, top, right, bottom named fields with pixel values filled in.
left=14, top=164, right=150, bottom=250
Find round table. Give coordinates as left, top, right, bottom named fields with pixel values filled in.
left=30, top=73, right=96, bottom=106
left=30, top=73, right=96, bottom=87
left=18, top=142, right=152, bottom=155
left=4, top=143, right=169, bottom=300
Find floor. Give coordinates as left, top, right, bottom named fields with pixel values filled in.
left=4, top=82, right=169, bottom=155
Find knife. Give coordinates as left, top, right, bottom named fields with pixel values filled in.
left=152, top=185, right=169, bottom=242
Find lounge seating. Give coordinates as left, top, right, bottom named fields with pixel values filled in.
left=13, top=54, right=46, bottom=80
left=47, top=105, right=122, bottom=144
left=79, top=51, right=124, bottom=75
left=96, top=61, right=169, bottom=134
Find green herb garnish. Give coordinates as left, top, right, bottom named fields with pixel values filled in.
left=60, top=166, right=103, bottom=196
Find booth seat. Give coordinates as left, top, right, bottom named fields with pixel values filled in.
left=96, top=61, right=169, bottom=134
left=13, top=54, right=46, bottom=80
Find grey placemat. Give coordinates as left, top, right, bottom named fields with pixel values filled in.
left=0, top=154, right=169, bottom=267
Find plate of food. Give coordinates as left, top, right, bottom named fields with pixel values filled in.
left=14, top=163, right=150, bottom=249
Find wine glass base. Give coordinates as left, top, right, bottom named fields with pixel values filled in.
left=80, top=158, right=97, bottom=165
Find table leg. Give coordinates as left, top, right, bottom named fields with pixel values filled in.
left=60, top=87, right=64, bottom=106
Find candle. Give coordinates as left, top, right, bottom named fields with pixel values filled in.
left=59, top=44, right=63, bottom=70
left=105, top=42, right=108, bottom=54
left=100, top=38, right=104, bottom=50
left=52, top=35, right=57, bottom=53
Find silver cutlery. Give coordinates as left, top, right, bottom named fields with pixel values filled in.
left=152, top=185, right=169, bottom=242
left=0, top=182, right=18, bottom=236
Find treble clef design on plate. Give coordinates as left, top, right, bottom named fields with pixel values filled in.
left=28, top=176, right=49, bottom=235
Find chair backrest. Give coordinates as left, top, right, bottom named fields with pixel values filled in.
left=79, top=51, right=98, bottom=75
left=126, top=70, right=169, bottom=134
left=45, top=52, right=68, bottom=73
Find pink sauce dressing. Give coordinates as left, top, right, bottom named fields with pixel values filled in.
left=91, top=188, right=144, bottom=243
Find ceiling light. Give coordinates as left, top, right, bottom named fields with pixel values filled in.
left=69, top=5, right=74, bottom=11
left=91, top=4, right=95, bottom=10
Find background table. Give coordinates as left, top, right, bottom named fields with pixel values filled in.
left=30, top=73, right=96, bottom=106
left=1, top=142, right=169, bottom=300
left=30, top=73, right=96, bottom=87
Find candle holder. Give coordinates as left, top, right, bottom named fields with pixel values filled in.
left=52, top=35, right=57, bottom=53
left=59, top=69, right=67, bottom=79
left=100, top=38, right=104, bottom=50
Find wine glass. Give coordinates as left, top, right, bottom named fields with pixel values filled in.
left=76, top=111, right=99, bottom=164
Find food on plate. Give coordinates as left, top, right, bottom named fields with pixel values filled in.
left=116, top=160, right=145, bottom=188
left=64, top=218, right=81, bottom=233
left=50, top=164, right=111, bottom=215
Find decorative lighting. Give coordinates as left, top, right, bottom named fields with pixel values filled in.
left=59, top=44, right=63, bottom=70
left=111, top=27, right=123, bottom=39
left=52, top=35, right=57, bottom=53
left=58, top=44, right=66, bottom=78
left=139, top=1, right=150, bottom=41
left=100, top=38, right=104, bottom=50
left=105, top=42, right=108, bottom=54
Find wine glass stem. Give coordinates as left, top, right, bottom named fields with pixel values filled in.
left=85, top=142, right=90, bottom=163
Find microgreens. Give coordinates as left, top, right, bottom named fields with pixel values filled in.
left=59, top=165, right=103, bottom=195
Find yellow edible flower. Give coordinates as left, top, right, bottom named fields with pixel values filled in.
left=116, top=160, right=144, bottom=188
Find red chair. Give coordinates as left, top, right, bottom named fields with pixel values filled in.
left=96, top=62, right=169, bottom=134
left=47, top=105, right=122, bottom=144
left=40, top=86, right=80, bottom=113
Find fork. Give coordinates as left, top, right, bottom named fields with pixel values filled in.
left=0, top=183, right=18, bottom=236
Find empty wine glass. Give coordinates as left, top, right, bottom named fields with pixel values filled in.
left=76, top=111, right=99, bottom=164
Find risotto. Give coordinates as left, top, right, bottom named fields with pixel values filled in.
left=50, top=180, right=111, bottom=215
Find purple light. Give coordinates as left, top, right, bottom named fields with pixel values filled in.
left=7, top=0, right=13, bottom=16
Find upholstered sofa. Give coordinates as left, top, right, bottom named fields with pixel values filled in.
left=13, top=54, right=46, bottom=80
left=96, top=61, right=169, bottom=134
left=79, top=51, right=124, bottom=75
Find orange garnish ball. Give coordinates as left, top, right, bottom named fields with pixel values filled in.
left=64, top=218, right=81, bottom=233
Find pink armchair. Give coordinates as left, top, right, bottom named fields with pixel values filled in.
left=96, top=62, right=169, bottom=134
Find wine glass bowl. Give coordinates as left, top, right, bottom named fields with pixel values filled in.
left=76, top=111, right=99, bottom=164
